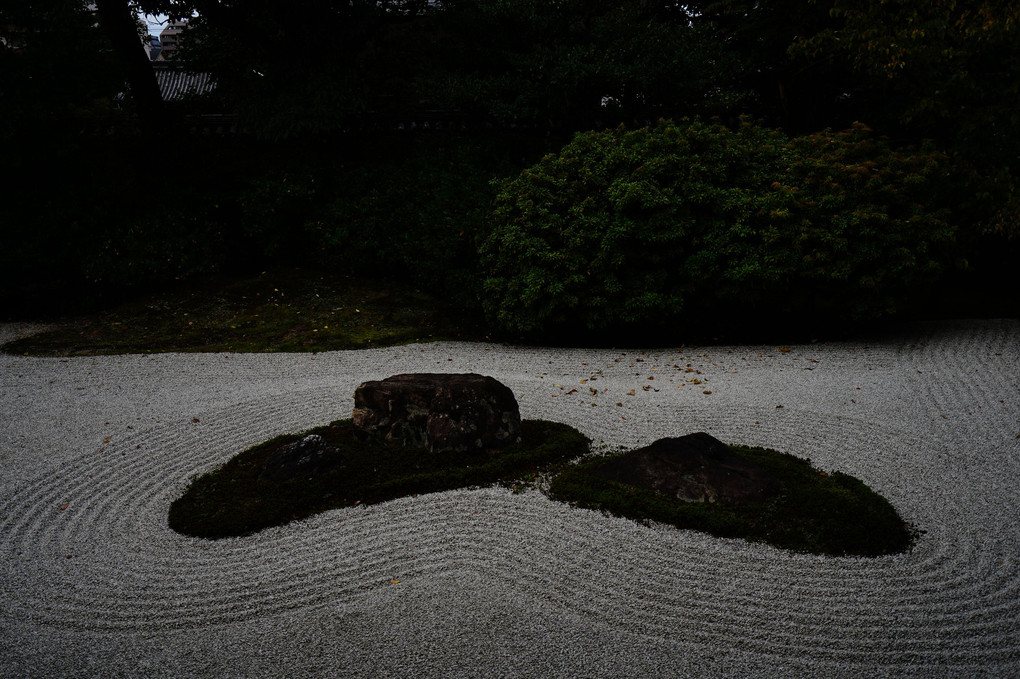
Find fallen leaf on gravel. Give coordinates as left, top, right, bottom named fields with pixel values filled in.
left=191, top=418, right=200, bottom=423
left=626, top=389, right=635, bottom=395
left=566, top=389, right=577, bottom=395
left=703, top=391, right=712, bottom=395
left=60, top=503, right=69, bottom=510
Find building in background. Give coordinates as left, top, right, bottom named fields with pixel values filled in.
left=158, top=20, right=186, bottom=60
left=146, top=35, right=161, bottom=60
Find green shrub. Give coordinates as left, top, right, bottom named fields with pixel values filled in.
left=479, top=119, right=955, bottom=333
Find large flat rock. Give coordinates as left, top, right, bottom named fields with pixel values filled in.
left=352, top=373, right=522, bottom=453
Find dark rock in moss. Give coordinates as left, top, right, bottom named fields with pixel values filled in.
left=590, top=433, right=782, bottom=505
left=260, top=434, right=344, bottom=483
left=352, top=373, right=521, bottom=454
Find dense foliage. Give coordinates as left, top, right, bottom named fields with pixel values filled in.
left=423, top=0, right=745, bottom=130
left=480, top=119, right=955, bottom=333
left=0, top=1, right=131, bottom=155
left=2, top=0, right=1016, bottom=328
left=306, top=135, right=545, bottom=306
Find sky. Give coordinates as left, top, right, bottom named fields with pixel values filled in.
left=141, top=13, right=170, bottom=38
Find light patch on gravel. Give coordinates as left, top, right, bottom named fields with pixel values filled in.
left=1, top=319, right=1018, bottom=678
left=0, top=322, right=54, bottom=347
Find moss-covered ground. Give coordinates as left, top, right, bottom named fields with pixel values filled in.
left=549, top=444, right=919, bottom=557
left=171, top=418, right=917, bottom=557
left=168, top=419, right=590, bottom=539
left=2, top=268, right=487, bottom=356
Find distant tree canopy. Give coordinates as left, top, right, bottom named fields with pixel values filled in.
left=9, top=0, right=1016, bottom=158
left=123, top=0, right=747, bottom=137
left=2, top=0, right=1016, bottom=316
left=0, top=1, right=129, bottom=152
left=687, top=0, right=1020, bottom=237
left=419, top=0, right=746, bottom=130
left=792, top=1, right=1020, bottom=167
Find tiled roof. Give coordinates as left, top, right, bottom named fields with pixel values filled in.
left=153, top=64, right=216, bottom=101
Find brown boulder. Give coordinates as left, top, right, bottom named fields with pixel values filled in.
left=590, top=433, right=781, bottom=505
left=352, top=373, right=522, bottom=454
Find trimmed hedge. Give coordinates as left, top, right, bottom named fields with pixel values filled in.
left=479, top=119, right=955, bottom=333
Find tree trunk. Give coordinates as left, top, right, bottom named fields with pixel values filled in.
left=94, top=0, right=167, bottom=133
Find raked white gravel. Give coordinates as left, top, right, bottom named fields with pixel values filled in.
left=1, top=319, right=1017, bottom=678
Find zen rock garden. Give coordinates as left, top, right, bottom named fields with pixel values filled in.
left=172, top=372, right=916, bottom=556
left=264, top=372, right=774, bottom=508
left=259, top=373, right=523, bottom=484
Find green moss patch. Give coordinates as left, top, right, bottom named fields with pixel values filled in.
left=169, top=419, right=590, bottom=539
left=171, top=422, right=917, bottom=557
left=548, top=444, right=918, bottom=557
left=3, top=268, right=486, bottom=356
